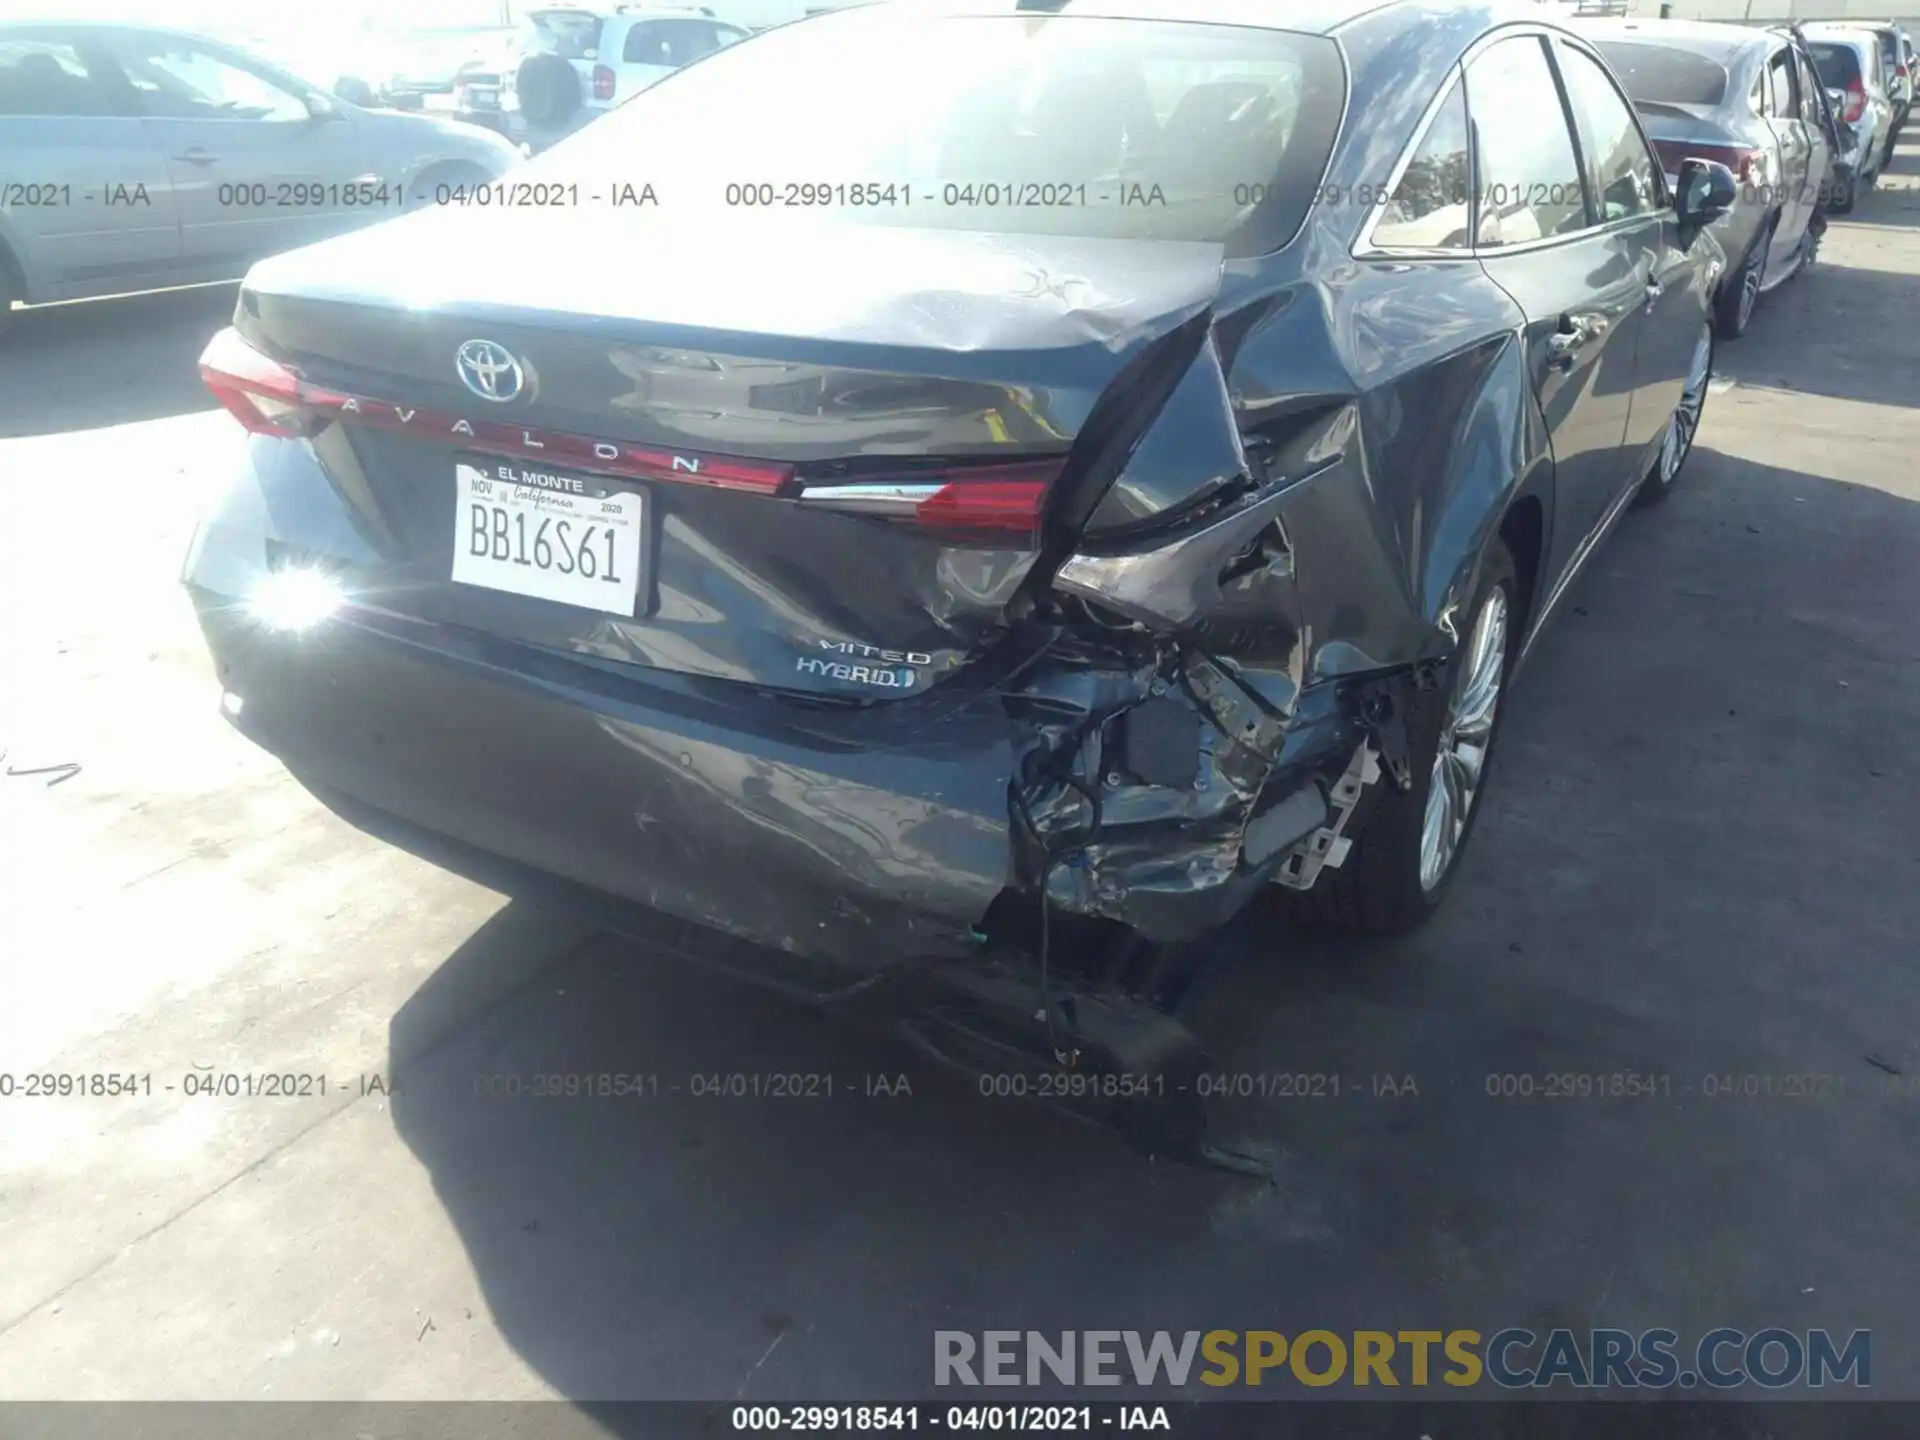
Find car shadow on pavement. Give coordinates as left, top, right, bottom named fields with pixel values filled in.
left=382, top=433, right=1920, bottom=1405
left=0, top=284, right=236, bottom=439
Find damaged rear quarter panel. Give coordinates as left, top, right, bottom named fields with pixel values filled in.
left=1016, top=240, right=1555, bottom=939
left=1250, top=255, right=1552, bottom=681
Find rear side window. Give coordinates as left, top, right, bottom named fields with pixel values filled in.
left=1590, top=41, right=1729, bottom=107
left=621, top=20, right=746, bottom=67
left=550, top=11, right=1348, bottom=257
left=1370, top=79, right=1472, bottom=250
left=1466, top=35, right=1590, bottom=246
left=522, top=10, right=603, bottom=60
left=1556, top=44, right=1660, bottom=221
left=1807, top=43, right=1862, bottom=89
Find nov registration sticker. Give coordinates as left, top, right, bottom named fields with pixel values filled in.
left=451, top=460, right=646, bottom=616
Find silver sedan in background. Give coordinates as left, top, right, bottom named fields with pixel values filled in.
left=1579, top=18, right=1832, bottom=339
left=0, top=21, right=520, bottom=320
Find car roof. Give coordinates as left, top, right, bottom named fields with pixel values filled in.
left=886, top=0, right=1568, bottom=38
left=1800, top=21, right=1882, bottom=40
left=1569, top=16, right=1776, bottom=59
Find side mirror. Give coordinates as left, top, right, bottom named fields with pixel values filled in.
left=1673, top=157, right=1736, bottom=245
left=1825, top=87, right=1847, bottom=112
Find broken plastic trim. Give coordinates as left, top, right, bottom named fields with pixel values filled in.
left=1270, top=741, right=1379, bottom=890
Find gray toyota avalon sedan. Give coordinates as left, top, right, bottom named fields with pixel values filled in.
left=183, top=0, right=1734, bottom=1165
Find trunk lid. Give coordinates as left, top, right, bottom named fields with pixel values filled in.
left=235, top=209, right=1226, bottom=700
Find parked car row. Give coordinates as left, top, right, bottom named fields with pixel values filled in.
left=1575, top=16, right=1908, bottom=337
left=177, top=0, right=1801, bottom=1161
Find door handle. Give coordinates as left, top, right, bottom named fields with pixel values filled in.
left=172, top=148, right=219, bottom=166
left=1546, top=323, right=1587, bottom=372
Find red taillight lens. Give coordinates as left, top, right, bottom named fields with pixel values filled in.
left=1651, top=140, right=1757, bottom=183
left=591, top=64, right=614, bottom=101
left=1845, top=83, right=1867, bottom=123
left=199, top=326, right=313, bottom=438
left=796, top=459, right=1066, bottom=541
left=914, top=478, right=1049, bottom=532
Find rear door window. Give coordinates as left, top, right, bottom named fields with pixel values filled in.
left=523, top=10, right=603, bottom=60
left=1557, top=42, right=1660, bottom=221
left=621, top=20, right=747, bottom=68
left=1466, top=34, right=1591, bottom=246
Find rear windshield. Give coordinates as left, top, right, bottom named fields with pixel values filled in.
left=1590, top=42, right=1729, bottom=106
left=541, top=10, right=1347, bottom=257
left=522, top=10, right=603, bottom=60
left=1807, top=42, right=1863, bottom=87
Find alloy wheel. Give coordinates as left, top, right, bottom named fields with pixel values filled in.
left=1658, top=328, right=1713, bottom=486
left=1418, top=585, right=1509, bottom=894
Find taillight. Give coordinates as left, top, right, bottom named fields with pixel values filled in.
left=1844, top=82, right=1866, bottom=123
left=1651, top=140, right=1758, bottom=183
left=199, top=326, right=314, bottom=438
left=796, top=459, right=1067, bottom=541
left=591, top=63, right=614, bottom=101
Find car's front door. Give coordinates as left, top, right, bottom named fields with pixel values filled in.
left=1467, top=33, right=1648, bottom=566
left=0, top=29, right=181, bottom=302
left=107, top=30, right=379, bottom=271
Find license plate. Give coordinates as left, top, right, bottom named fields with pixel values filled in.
left=466, top=87, right=499, bottom=104
left=451, top=459, right=645, bottom=616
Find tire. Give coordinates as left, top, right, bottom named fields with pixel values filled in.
left=514, top=53, right=581, bottom=129
left=1828, top=173, right=1855, bottom=214
left=1303, top=539, right=1518, bottom=936
left=1712, top=220, right=1770, bottom=340
left=1635, top=322, right=1713, bottom=509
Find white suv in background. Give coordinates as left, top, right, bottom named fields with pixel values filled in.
left=503, top=6, right=749, bottom=135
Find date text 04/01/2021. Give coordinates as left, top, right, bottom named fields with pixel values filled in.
left=729, top=1405, right=1173, bottom=1432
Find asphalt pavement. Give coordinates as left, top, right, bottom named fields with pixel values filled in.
left=1, top=148, right=1917, bottom=1406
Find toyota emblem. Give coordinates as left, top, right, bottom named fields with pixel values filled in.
left=455, top=339, right=526, bottom=403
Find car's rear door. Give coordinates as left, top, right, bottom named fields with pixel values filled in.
left=1792, top=43, right=1836, bottom=208
left=1466, top=31, right=1650, bottom=564
left=1758, top=43, right=1813, bottom=270
left=0, top=28, right=181, bottom=302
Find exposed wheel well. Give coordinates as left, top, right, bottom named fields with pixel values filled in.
left=1499, top=494, right=1544, bottom=642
